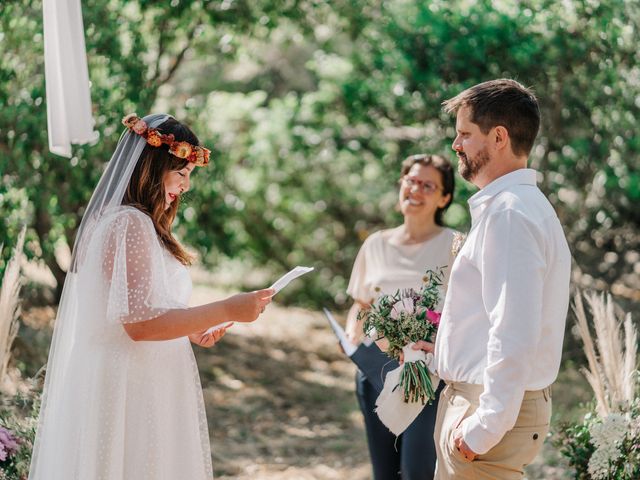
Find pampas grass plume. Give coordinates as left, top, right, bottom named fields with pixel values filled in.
left=0, top=226, right=26, bottom=390
left=574, top=290, right=638, bottom=416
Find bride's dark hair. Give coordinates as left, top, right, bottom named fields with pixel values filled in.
left=122, top=118, right=198, bottom=265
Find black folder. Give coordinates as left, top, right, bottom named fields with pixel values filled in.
left=351, top=342, right=399, bottom=393
left=323, top=308, right=399, bottom=394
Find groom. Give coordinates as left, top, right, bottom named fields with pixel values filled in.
left=416, top=79, right=571, bottom=479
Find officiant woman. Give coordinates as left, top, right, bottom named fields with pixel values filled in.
left=345, top=153, right=458, bottom=480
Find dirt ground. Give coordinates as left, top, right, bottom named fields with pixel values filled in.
left=189, top=282, right=371, bottom=479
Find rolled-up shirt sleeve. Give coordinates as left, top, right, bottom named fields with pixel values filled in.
left=460, top=209, right=546, bottom=454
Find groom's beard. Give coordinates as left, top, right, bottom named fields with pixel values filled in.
left=458, top=147, right=491, bottom=181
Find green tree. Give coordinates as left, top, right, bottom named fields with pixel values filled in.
left=172, top=0, right=640, bottom=307
left=0, top=0, right=307, bottom=297
left=1, top=0, right=638, bottom=309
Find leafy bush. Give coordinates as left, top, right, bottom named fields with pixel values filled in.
left=554, top=291, right=640, bottom=479
left=556, top=406, right=640, bottom=480
left=555, top=412, right=597, bottom=480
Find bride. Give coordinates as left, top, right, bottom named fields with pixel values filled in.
left=29, top=113, right=274, bottom=479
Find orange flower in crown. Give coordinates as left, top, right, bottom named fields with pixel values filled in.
left=121, top=113, right=212, bottom=167
left=146, top=130, right=163, bottom=147
left=193, top=147, right=210, bottom=167
left=169, top=141, right=193, bottom=159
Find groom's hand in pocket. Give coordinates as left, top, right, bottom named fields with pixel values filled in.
left=453, top=428, right=477, bottom=462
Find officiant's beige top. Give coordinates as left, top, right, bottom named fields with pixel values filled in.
left=347, top=227, right=458, bottom=305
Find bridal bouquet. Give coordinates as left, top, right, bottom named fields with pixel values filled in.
left=360, top=268, right=444, bottom=405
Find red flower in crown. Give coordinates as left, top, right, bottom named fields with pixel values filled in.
left=160, top=133, right=175, bottom=145
left=121, top=113, right=212, bottom=167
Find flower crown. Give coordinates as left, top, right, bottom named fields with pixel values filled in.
left=122, top=113, right=210, bottom=167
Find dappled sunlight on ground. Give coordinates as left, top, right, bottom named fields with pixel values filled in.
left=190, top=282, right=371, bottom=479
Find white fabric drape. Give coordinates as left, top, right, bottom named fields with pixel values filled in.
left=43, top=0, right=98, bottom=157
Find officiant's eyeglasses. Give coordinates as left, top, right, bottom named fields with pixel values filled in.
left=401, top=175, right=442, bottom=194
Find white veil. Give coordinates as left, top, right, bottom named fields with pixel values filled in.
left=28, top=113, right=213, bottom=478
left=69, top=113, right=170, bottom=272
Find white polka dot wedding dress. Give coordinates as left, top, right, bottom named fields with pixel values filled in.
left=30, top=206, right=213, bottom=479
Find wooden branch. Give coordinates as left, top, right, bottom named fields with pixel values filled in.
left=151, top=17, right=169, bottom=85
left=158, top=25, right=198, bottom=85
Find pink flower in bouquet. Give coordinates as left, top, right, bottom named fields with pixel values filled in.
left=390, top=297, right=415, bottom=320
left=0, top=426, right=20, bottom=461
left=426, top=309, right=441, bottom=327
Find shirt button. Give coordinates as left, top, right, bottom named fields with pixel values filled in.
left=533, top=433, right=539, bottom=440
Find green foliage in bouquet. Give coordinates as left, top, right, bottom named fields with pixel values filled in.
left=361, top=268, right=443, bottom=359
left=360, top=267, right=444, bottom=404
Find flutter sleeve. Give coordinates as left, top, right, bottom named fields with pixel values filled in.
left=99, top=208, right=183, bottom=324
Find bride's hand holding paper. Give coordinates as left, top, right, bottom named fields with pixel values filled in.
left=222, top=266, right=314, bottom=324
left=223, top=288, right=275, bottom=323
left=205, top=266, right=314, bottom=335
left=203, top=288, right=273, bottom=335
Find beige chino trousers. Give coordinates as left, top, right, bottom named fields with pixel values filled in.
left=434, top=382, right=551, bottom=480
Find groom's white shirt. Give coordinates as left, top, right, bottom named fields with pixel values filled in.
left=434, top=168, right=571, bottom=455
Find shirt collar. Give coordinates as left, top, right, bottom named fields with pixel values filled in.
left=468, top=168, right=538, bottom=223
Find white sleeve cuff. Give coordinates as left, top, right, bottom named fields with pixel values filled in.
left=460, top=413, right=502, bottom=455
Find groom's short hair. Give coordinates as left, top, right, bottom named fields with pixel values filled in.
left=443, top=79, right=540, bottom=157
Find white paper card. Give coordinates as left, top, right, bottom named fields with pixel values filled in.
left=205, top=266, right=314, bottom=334
left=205, top=321, right=232, bottom=335
left=270, top=266, right=314, bottom=294
left=322, top=307, right=358, bottom=357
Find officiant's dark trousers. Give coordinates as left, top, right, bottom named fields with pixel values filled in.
left=356, top=370, right=443, bottom=480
